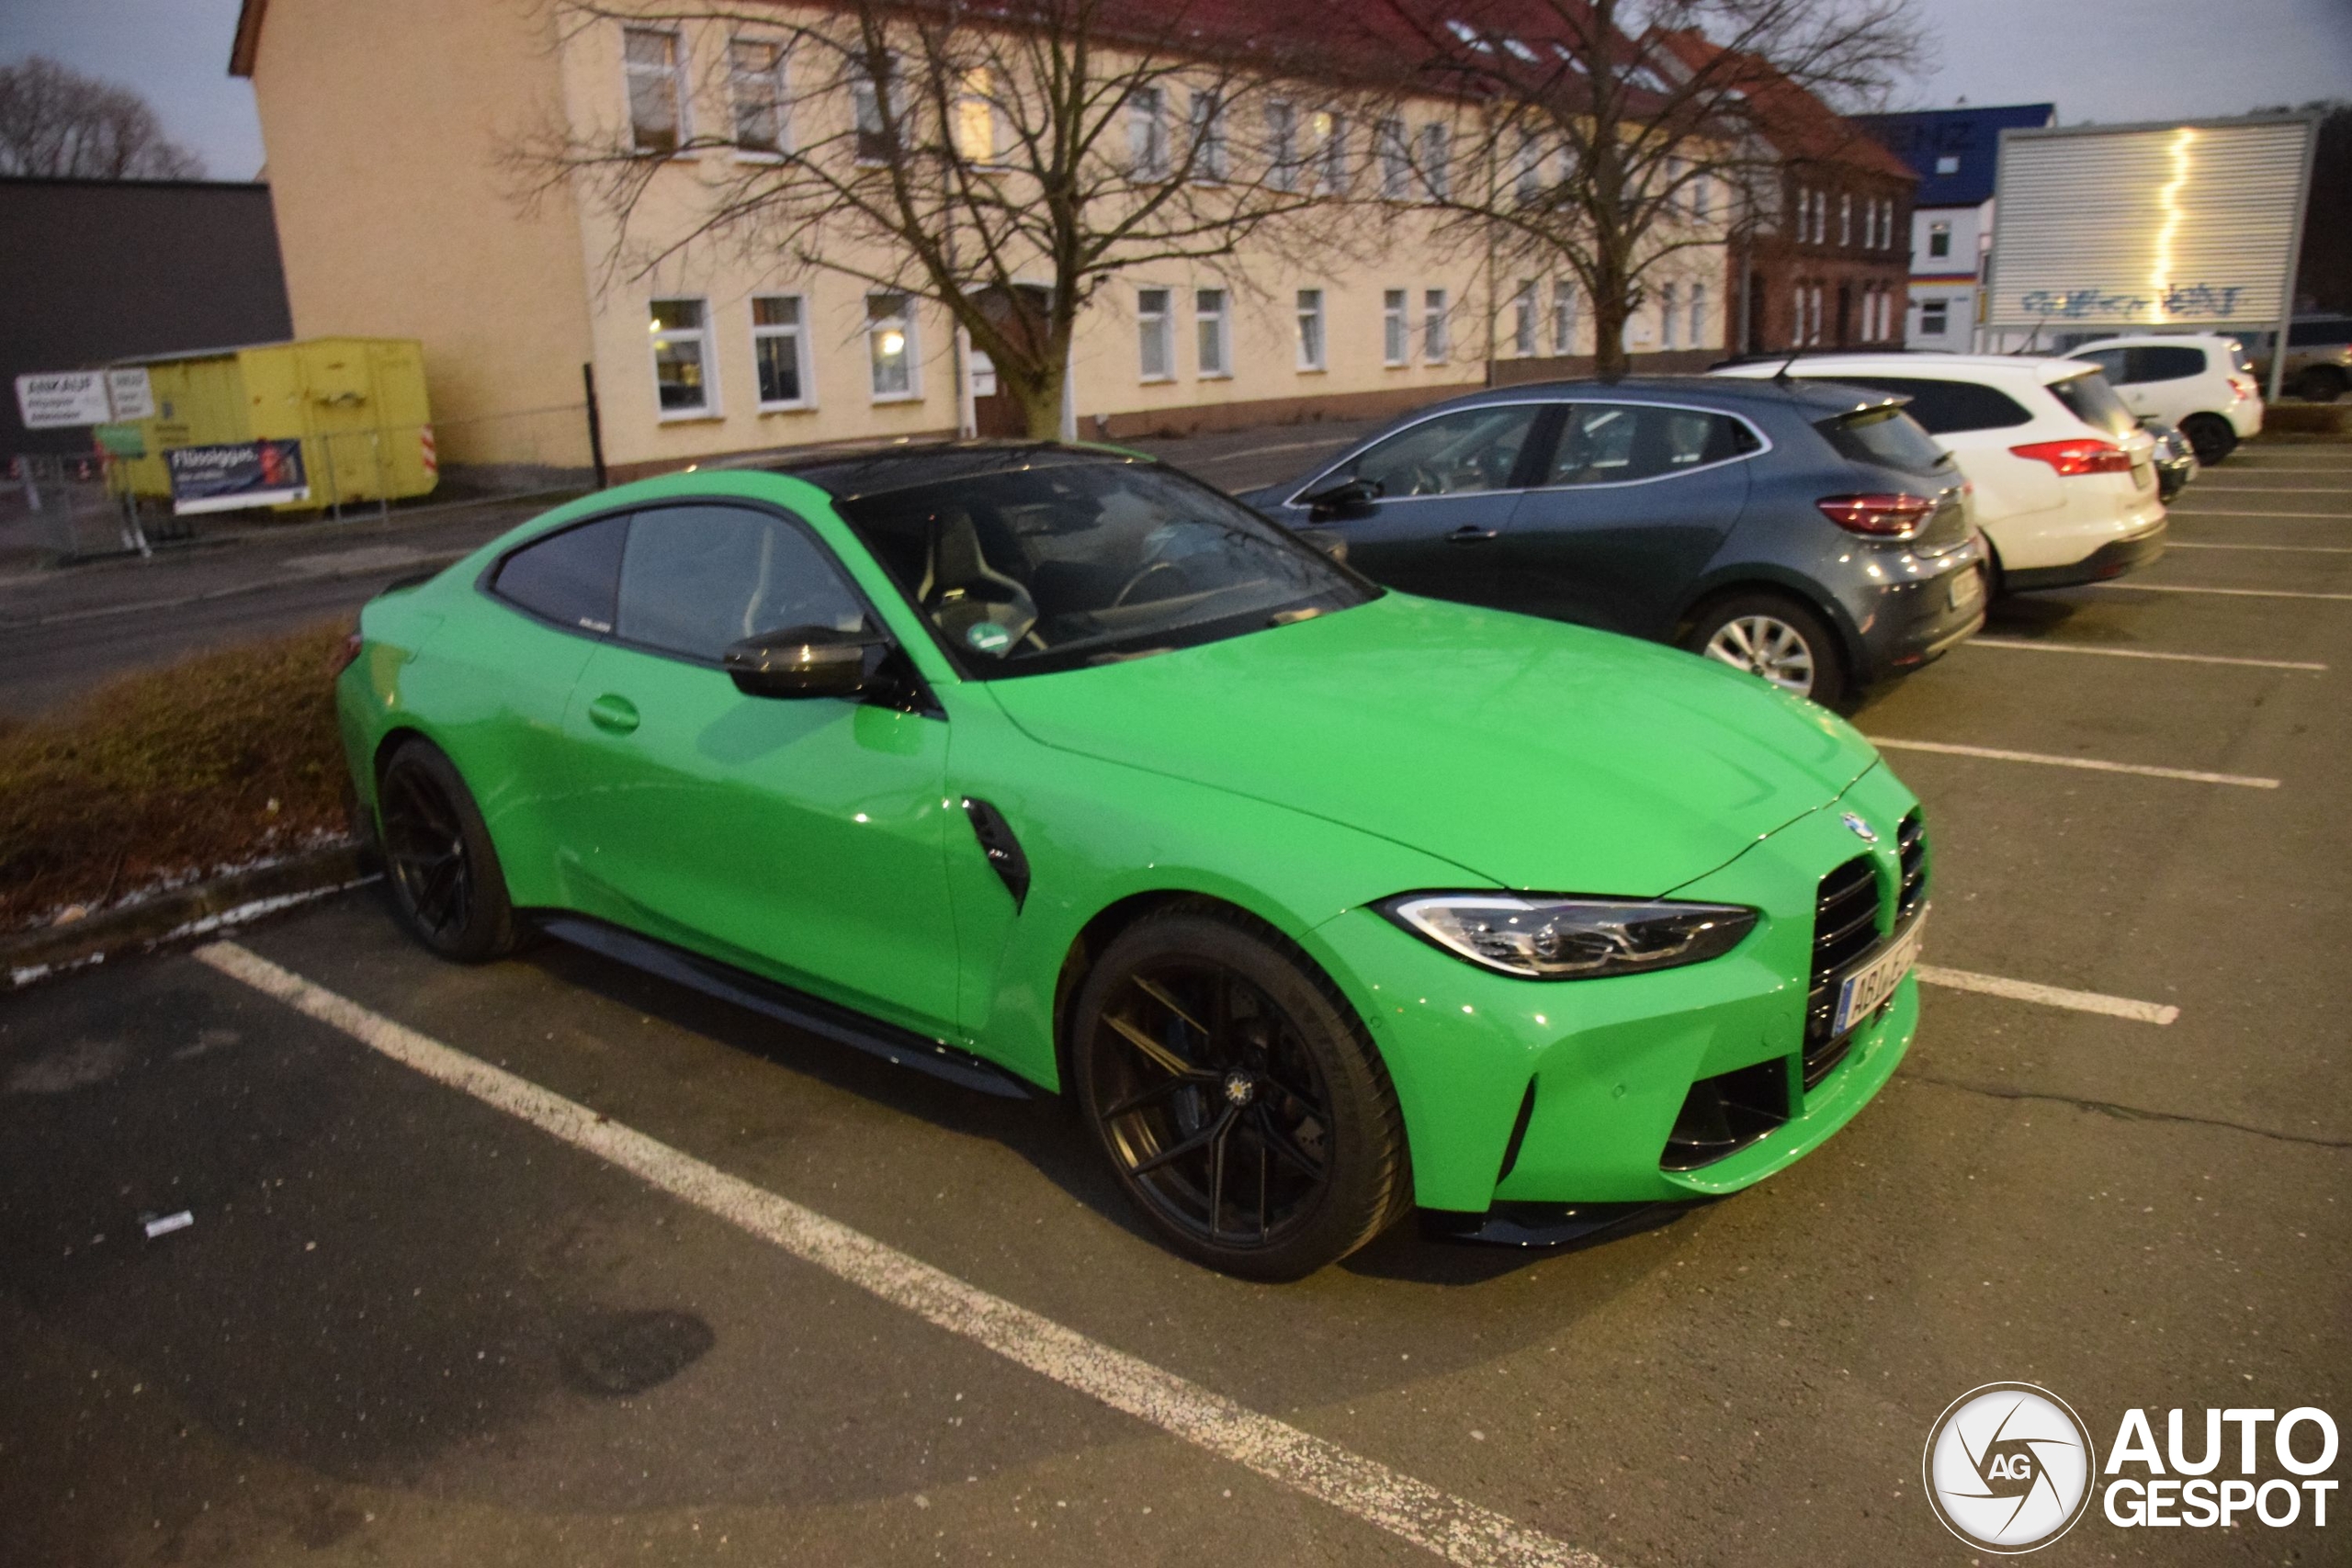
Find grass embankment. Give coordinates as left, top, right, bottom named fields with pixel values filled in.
left=0, top=625, right=355, bottom=932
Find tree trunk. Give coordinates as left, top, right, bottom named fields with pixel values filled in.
left=1016, top=373, right=1063, bottom=439
left=1590, top=298, right=1631, bottom=382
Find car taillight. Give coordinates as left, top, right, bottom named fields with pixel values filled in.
left=1816, top=493, right=1937, bottom=537
left=2228, top=374, right=2257, bottom=400
left=2009, top=438, right=2132, bottom=477
left=330, top=631, right=365, bottom=679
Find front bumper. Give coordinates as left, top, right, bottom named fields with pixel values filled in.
left=1301, top=764, right=1922, bottom=1217
left=2004, top=518, right=2168, bottom=592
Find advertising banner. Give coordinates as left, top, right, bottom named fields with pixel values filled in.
left=15, top=370, right=114, bottom=429
left=165, top=439, right=311, bottom=514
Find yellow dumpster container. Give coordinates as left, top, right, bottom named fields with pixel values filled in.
left=108, top=337, right=438, bottom=513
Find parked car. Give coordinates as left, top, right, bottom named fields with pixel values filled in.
left=339, top=444, right=1931, bottom=1279
left=1712, top=354, right=2166, bottom=595
left=2143, top=416, right=2199, bottom=502
left=2062, top=333, right=2263, bottom=463
left=1238, top=378, right=1986, bottom=710
left=2225, top=316, right=2352, bottom=403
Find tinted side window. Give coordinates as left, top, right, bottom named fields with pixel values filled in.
left=1336, top=405, right=1543, bottom=499
left=1544, top=404, right=1758, bottom=485
left=616, top=504, right=867, bottom=662
left=2127, top=344, right=2208, bottom=383
left=2045, top=371, right=2138, bottom=438
left=492, top=515, right=628, bottom=634
left=1828, top=376, right=2032, bottom=434
left=2074, top=347, right=2128, bottom=380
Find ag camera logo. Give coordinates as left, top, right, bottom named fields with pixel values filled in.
left=1923, top=1382, right=2096, bottom=1552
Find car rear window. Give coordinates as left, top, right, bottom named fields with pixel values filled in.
left=2127, top=344, right=2208, bottom=382
left=492, top=514, right=628, bottom=634
left=1815, top=406, right=1951, bottom=476
left=1822, top=376, right=2032, bottom=434
left=2287, top=319, right=2352, bottom=348
left=2045, top=370, right=2138, bottom=438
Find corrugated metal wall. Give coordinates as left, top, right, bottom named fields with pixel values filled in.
left=1985, top=117, right=2313, bottom=333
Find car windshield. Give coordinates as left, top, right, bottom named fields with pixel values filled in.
left=2045, top=370, right=2138, bottom=439
left=833, top=458, right=1374, bottom=677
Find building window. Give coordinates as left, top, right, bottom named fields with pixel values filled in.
left=1423, top=288, right=1448, bottom=362
left=1295, top=288, right=1326, bottom=371
left=1838, top=193, right=1851, bottom=246
left=1689, top=283, right=1707, bottom=348
left=728, top=37, right=789, bottom=154
left=1551, top=279, right=1578, bottom=355
left=1512, top=281, right=1538, bottom=356
left=1376, top=118, right=1409, bottom=199
left=1311, top=109, right=1349, bottom=195
left=649, top=298, right=712, bottom=415
left=1934, top=154, right=1959, bottom=175
left=1418, top=122, right=1451, bottom=201
left=1127, top=86, right=1167, bottom=178
left=1811, top=284, right=1826, bottom=344
left=867, top=292, right=918, bottom=399
left=1266, top=100, right=1299, bottom=191
left=953, top=67, right=998, bottom=164
left=1513, top=134, right=1544, bottom=205
left=1660, top=282, right=1680, bottom=349
left=624, top=28, right=685, bottom=155
left=1190, top=92, right=1227, bottom=183
left=1928, top=220, right=1951, bottom=259
left=852, top=62, right=903, bottom=164
left=1195, top=288, right=1230, bottom=378
left=1136, top=288, right=1173, bottom=381
left=1813, top=190, right=1827, bottom=243
left=1920, top=298, right=1949, bottom=336
left=1691, top=173, right=1712, bottom=221
left=751, top=295, right=809, bottom=408
left=1383, top=288, right=1408, bottom=366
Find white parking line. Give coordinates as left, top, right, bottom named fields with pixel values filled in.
left=1866, top=737, right=2280, bottom=789
left=190, top=942, right=1606, bottom=1568
left=2090, top=582, right=2352, bottom=603
left=2167, top=541, right=2352, bottom=554
left=1187, top=434, right=1361, bottom=468
left=2184, top=486, right=2350, bottom=494
left=1965, top=637, right=2325, bottom=671
left=2167, top=510, right=2352, bottom=520
left=1917, top=964, right=2179, bottom=1025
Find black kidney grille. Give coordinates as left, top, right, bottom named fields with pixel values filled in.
left=1804, top=855, right=1882, bottom=1088
left=1897, top=811, right=1927, bottom=919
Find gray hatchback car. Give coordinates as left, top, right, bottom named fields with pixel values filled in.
left=1239, top=377, right=1988, bottom=708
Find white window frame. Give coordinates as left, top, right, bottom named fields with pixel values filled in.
left=1919, top=297, right=1949, bottom=337
left=728, top=34, right=791, bottom=157
left=1311, top=108, right=1348, bottom=195
left=1266, top=99, right=1299, bottom=192
left=953, top=66, right=1001, bottom=165
left=1194, top=288, right=1230, bottom=378
left=1689, top=282, right=1708, bottom=349
left=852, top=59, right=906, bottom=167
left=1550, top=279, right=1578, bottom=355
left=1127, top=86, right=1168, bottom=179
left=1382, top=288, right=1408, bottom=367
left=1376, top=117, right=1409, bottom=200
left=1928, top=219, right=1951, bottom=259
left=1295, top=288, right=1326, bottom=372
left=1422, top=287, right=1448, bottom=363
left=1189, top=91, right=1228, bottom=184
left=1418, top=121, right=1451, bottom=202
left=1513, top=133, right=1544, bottom=205
left=1691, top=172, right=1711, bottom=221
left=1512, top=280, right=1538, bottom=357
left=865, top=292, right=922, bottom=401
left=1838, top=192, right=1851, bottom=247
left=1136, top=287, right=1174, bottom=382
left=649, top=296, right=717, bottom=420
left=749, top=293, right=813, bottom=411
left=1660, top=282, right=1680, bottom=350
left=623, top=26, right=689, bottom=157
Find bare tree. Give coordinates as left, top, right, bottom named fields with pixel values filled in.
left=0, top=55, right=204, bottom=180
left=535, top=0, right=1378, bottom=437
left=1370, top=0, right=1921, bottom=379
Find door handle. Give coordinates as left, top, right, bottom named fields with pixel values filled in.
left=587, top=693, right=640, bottom=734
left=1446, top=525, right=1499, bottom=544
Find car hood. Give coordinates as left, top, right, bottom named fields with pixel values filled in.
left=982, top=594, right=1879, bottom=895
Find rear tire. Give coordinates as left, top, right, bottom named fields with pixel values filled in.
left=1684, top=592, right=1849, bottom=710
left=2181, top=412, right=2237, bottom=466
left=1069, top=903, right=1410, bottom=1280
left=376, top=739, right=522, bottom=963
left=2296, top=367, right=2346, bottom=404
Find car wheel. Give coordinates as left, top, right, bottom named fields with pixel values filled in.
left=376, top=739, right=522, bottom=962
left=1070, top=904, right=1411, bottom=1280
left=1686, top=592, right=1849, bottom=709
left=2297, top=367, right=2346, bottom=404
left=2181, top=413, right=2237, bottom=466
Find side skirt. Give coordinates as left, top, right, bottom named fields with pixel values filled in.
left=533, top=912, right=1039, bottom=1100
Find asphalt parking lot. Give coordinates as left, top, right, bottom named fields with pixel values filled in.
left=3, top=440, right=2347, bottom=1567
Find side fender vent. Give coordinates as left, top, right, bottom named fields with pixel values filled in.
left=962, top=796, right=1030, bottom=910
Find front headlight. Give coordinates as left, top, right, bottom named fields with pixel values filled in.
left=1376, top=893, right=1758, bottom=981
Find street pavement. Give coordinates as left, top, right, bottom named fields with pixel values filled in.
left=1, top=442, right=2347, bottom=1567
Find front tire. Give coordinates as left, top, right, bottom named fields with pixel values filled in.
left=376, top=739, right=522, bottom=962
left=1685, top=592, right=1849, bottom=709
left=2181, top=412, right=2237, bottom=466
left=1070, top=904, right=1411, bottom=1280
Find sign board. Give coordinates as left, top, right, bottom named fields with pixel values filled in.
left=166, top=440, right=310, bottom=514
left=16, top=371, right=114, bottom=429
left=93, top=423, right=147, bottom=458
left=1985, top=114, right=2317, bottom=334
left=967, top=350, right=999, bottom=398
left=106, top=368, right=156, bottom=422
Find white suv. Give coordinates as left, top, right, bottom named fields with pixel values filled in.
left=1713, top=354, right=2165, bottom=593
left=2064, top=333, right=2263, bottom=465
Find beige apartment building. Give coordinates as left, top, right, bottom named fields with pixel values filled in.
left=231, top=0, right=1728, bottom=479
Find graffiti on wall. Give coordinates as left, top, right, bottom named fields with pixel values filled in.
left=2018, top=282, right=2249, bottom=321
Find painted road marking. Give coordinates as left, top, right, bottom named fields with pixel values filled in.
left=1190, top=434, right=1361, bottom=467
left=2166, top=541, right=2352, bottom=554
left=1917, top=965, right=2178, bottom=1025
left=2089, top=582, right=2352, bottom=603
left=190, top=942, right=1606, bottom=1568
left=2167, top=510, right=2352, bottom=520
left=1866, top=737, right=2280, bottom=789
left=1964, top=637, right=2325, bottom=671
left=2181, top=486, right=2351, bottom=494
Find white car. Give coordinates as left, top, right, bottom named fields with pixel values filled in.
left=2064, top=333, right=2263, bottom=465
left=1713, top=354, right=2165, bottom=593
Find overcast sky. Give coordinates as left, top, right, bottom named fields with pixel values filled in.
left=2, top=0, right=2347, bottom=182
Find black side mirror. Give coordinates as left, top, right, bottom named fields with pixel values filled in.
left=722, top=626, right=891, bottom=699
left=1301, top=476, right=1380, bottom=521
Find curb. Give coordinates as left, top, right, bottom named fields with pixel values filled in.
left=4, top=842, right=377, bottom=988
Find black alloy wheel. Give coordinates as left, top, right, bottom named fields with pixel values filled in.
left=2180, top=412, right=2237, bottom=467
left=377, top=739, right=520, bottom=961
left=1072, top=905, right=1410, bottom=1280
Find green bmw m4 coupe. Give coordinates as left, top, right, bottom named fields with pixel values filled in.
left=337, top=443, right=1929, bottom=1279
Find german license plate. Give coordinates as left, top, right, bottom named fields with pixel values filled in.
left=1948, top=568, right=1984, bottom=612
left=1832, top=908, right=1927, bottom=1036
